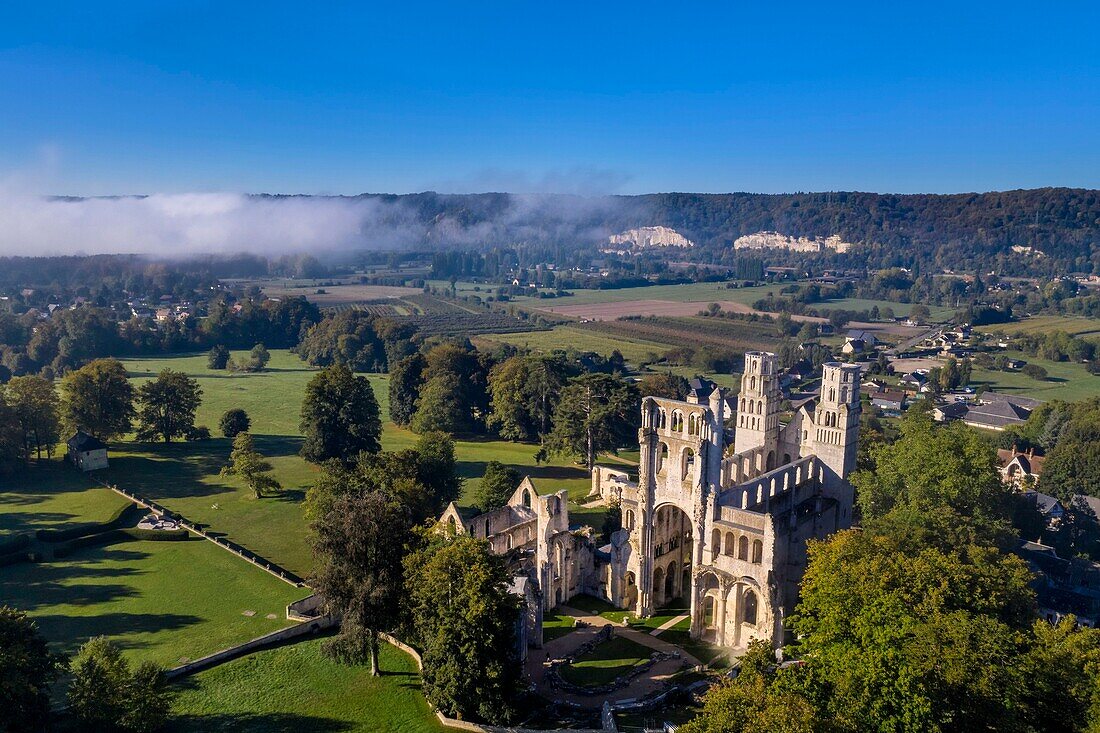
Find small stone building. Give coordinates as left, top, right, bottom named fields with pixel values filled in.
left=67, top=431, right=109, bottom=471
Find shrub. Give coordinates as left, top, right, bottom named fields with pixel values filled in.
left=219, top=408, right=251, bottom=438
left=1022, top=364, right=1049, bottom=381
left=187, top=425, right=211, bottom=441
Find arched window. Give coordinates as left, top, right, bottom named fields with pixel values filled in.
left=743, top=589, right=758, bottom=625
left=766, top=450, right=775, bottom=471
left=750, top=376, right=757, bottom=390
left=447, top=516, right=456, bottom=533
left=738, top=535, right=749, bottom=560
left=522, top=489, right=531, bottom=508
left=657, top=443, right=669, bottom=472
left=724, top=532, right=735, bottom=556
left=658, top=409, right=667, bottom=429
left=681, top=448, right=695, bottom=482
left=711, top=528, right=721, bottom=560
left=740, top=397, right=746, bottom=412
left=751, top=539, right=763, bottom=563
left=625, top=509, right=635, bottom=530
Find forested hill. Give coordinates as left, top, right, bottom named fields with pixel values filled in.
left=639, top=188, right=1100, bottom=274
left=320, top=188, right=1100, bottom=275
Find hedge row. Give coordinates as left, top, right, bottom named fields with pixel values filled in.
left=35, top=502, right=139, bottom=542
left=51, top=527, right=190, bottom=559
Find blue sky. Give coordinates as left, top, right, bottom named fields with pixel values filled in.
left=1, top=1, right=1098, bottom=195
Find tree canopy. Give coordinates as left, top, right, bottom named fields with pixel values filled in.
left=60, top=358, right=135, bottom=440
left=299, top=364, right=382, bottom=464
left=134, top=369, right=203, bottom=443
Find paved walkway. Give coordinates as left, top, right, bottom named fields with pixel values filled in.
left=526, top=606, right=701, bottom=708
left=649, top=613, right=689, bottom=636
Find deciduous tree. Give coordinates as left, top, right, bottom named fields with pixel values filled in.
left=405, top=535, right=523, bottom=724
left=4, top=375, right=60, bottom=459
left=0, top=606, right=64, bottom=733
left=310, top=489, right=409, bottom=676
left=474, top=460, right=521, bottom=512
left=135, top=369, right=203, bottom=443
left=221, top=432, right=281, bottom=498
left=300, top=364, right=382, bottom=464
left=60, top=358, right=135, bottom=440
left=218, top=408, right=251, bottom=438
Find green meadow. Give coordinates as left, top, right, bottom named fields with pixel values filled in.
left=168, top=638, right=445, bottom=733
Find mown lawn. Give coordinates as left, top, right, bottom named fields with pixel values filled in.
left=168, top=638, right=445, bottom=733
left=0, top=459, right=128, bottom=539
left=0, top=537, right=306, bottom=666
left=558, top=635, right=654, bottom=687
left=970, top=350, right=1100, bottom=402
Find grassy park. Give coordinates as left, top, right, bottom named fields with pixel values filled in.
left=0, top=536, right=305, bottom=666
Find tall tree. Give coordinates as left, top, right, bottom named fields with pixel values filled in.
left=405, top=535, right=523, bottom=724
left=221, top=432, right=281, bottom=498
left=410, top=343, right=488, bottom=435
left=388, top=353, right=426, bottom=427
left=546, top=373, right=639, bottom=469
left=310, top=489, right=409, bottom=676
left=474, top=460, right=521, bottom=512
left=4, top=375, right=60, bottom=459
left=299, top=364, right=382, bottom=464
left=60, top=358, right=135, bottom=440
left=0, top=606, right=64, bottom=733
left=134, top=369, right=203, bottom=443
left=0, top=396, right=25, bottom=474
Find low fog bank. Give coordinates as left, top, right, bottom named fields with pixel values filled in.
left=0, top=191, right=647, bottom=257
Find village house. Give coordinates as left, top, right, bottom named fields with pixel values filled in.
left=998, top=446, right=1045, bottom=488
left=66, top=431, right=109, bottom=471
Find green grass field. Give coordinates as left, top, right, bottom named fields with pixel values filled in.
left=975, top=315, right=1100, bottom=340
left=970, top=350, right=1100, bottom=402
left=816, top=297, right=955, bottom=321
left=479, top=325, right=675, bottom=364
left=558, top=635, right=654, bottom=687
left=103, top=350, right=598, bottom=576
left=169, top=638, right=445, bottom=733
left=0, top=459, right=129, bottom=539
left=0, top=537, right=306, bottom=666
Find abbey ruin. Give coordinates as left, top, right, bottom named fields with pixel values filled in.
left=439, top=352, right=860, bottom=652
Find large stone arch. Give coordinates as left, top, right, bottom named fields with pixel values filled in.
left=648, top=502, right=694, bottom=611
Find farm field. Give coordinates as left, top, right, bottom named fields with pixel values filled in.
left=169, top=637, right=445, bottom=733
left=970, top=350, right=1100, bottom=402
left=257, top=281, right=422, bottom=306
left=479, top=325, right=676, bottom=364
left=813, top=297, right=955, bottom=321
left=975, top=315, right=1100, bottom=340
left=0, top=536, right=306, bottom=666
left=514, top=282, right=779, bottom=307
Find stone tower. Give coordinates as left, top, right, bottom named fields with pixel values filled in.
left=734, top=351, right=781, bottom=456
left=808, top=362, right=861, bottom=521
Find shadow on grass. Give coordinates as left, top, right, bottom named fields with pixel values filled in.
left=104, top=435, right=305, bottom=501
left=166, top=713, right=354, bottom=732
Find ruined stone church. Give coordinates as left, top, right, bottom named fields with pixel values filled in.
left=438, top=351, right=860, bottom=652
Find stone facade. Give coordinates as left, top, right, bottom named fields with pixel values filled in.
left=439, top=352, right=860, bottom=652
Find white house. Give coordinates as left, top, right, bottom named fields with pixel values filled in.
left=67, top=431, right=109, bottom=471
